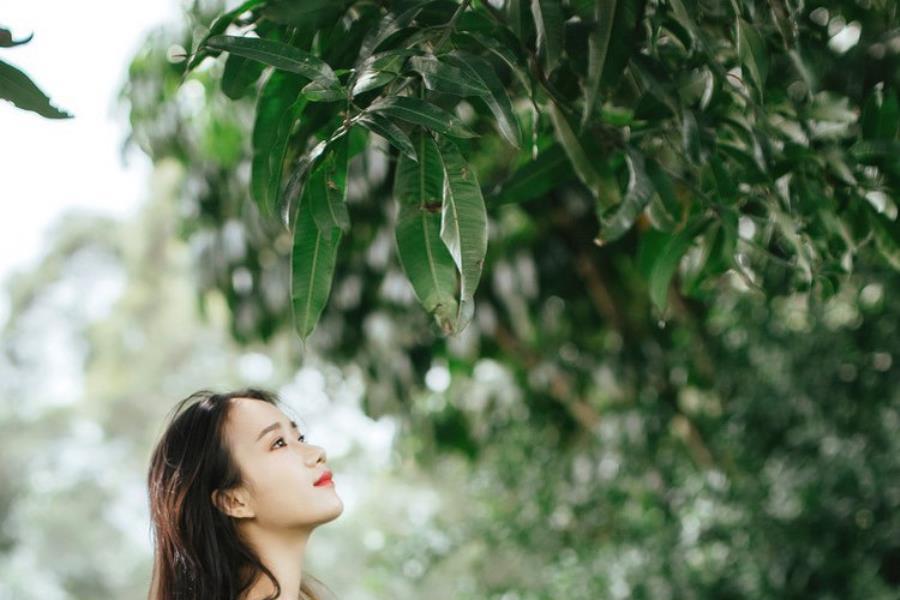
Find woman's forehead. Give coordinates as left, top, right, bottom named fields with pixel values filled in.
left=228, top=397, right=286, bottom=433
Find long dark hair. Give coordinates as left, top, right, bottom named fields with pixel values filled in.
left=146, top=388, right=329, bottom=600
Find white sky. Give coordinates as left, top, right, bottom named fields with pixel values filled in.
left=0, top=0, right=180, bottom=324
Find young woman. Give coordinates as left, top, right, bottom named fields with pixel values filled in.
left=146, top=388, right=343, bottom=600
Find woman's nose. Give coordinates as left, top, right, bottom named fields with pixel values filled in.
left=304, top=443, right=326, bottom=465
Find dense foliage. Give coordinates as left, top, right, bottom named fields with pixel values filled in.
left=119, top=0, right=900, bottom=597
left=157, top=0, right=900, bottom=341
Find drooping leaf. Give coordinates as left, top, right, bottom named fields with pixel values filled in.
left=407, top=54, right=491, bottom=97
left=325, top=134, right=352, bottom=232
left=644, top=158, right=681, bottom=231
left=205, top=35, right=342, bottom=96
left=442, top=50, right=523, bottom=148
left=435, top=134, right=488, bottom=327
left=582, top=0, right=618, bottom=126
left=368, top=96, right=477, bottom=138
left=0, top=59, right=72, bottom=119
left=358, top=113, right=418, bottom=161
left=648, top=217, right=710, bottom=313
left=307, top=144, right=351, bottom=234
left=582, top=0, right=649, bottom=124
left=530, top=0, right=564, bottom=74
left=394, top=129, right=461, bottom=333
left=547, top=100, right=610, bottom=205
left=869, top=209, right=900, bottom=271
left=291, top=176, right=343, bottom=341
left=251, top=71, right=305, bottom=218
left=595, top=146, right=655, bottom=245
left=736, top=17, right=768, bottom=101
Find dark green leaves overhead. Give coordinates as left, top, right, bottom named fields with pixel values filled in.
left=162, top=0, right=900, bottom=341
left=0, top=59, right=71, bottom=119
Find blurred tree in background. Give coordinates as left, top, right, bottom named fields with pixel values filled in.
left=65, top=0, right=900, bottom=597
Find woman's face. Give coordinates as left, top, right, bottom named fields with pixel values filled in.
left=218, top=397, right=343, bottom=531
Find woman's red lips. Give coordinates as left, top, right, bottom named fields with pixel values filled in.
left=313, top=470, right=333, bottom=486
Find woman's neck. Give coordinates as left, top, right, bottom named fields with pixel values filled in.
left=239, top=526, right=311, bottom=600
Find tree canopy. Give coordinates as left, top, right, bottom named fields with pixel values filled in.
left=119, top=0, right=900, bottom=597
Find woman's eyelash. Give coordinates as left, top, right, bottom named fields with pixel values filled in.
left=272, top=434, right=305, bottom=449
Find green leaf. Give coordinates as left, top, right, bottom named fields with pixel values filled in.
left=394, top=129, right=461, bottom=333
left=358, top=113, right=418, bottom=161
left=221, top=53, right=265, bottom=99
left=301, top=79, right=346, bottom=102
left=490, top=143, right=574, bottom=206
left=251, top=71, right=305, bottom=218
left=648, top=217, right=709, bottom=313
left=407, top=54, right=491, bottom=97
left=291, top=178, right=343, bottom=341
left=547, top=100, right=611, bottom=206
left=456, top=31, right=533, bottom=96
left=582, top=0, right=618, bottom=126
left=861, top=88, right=899, bottom=141
left=582, top=0, right=647, bottom=125
left=869, top=209, right=900, bottom=271
left=595, top=146, right=654, bottom=245
left=681, top=108, right=702, bottom=164
left=357, top=1, right=439, bottom=59
left=736, top=17, right=767, bottom=101
left=368, top=96, right=477, bottom=139
left=307, top=143, right=351, bottom=234
left=644, top=158, right=681, bottom=231
left=187, top=0, right=265, bottom=70
left=205, top=35, right=342, bottom=95
left=435, top=134, right=488, bottom=328
left=530, top=0, right=564, bottom=74
left=351, top=49, right=419, bottom=96
left=442, top=51, right=523, bottom=148
left=0, top=59, right=72, bottom=119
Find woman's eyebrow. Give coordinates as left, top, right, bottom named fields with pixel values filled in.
left=255, top=419, right=298, bottom=442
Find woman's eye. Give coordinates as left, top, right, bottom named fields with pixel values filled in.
left=272, top=434, right=305, bottom=449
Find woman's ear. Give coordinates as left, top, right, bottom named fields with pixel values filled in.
left=211, top=487, right=254, bottom=518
